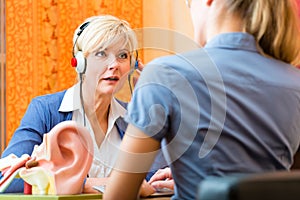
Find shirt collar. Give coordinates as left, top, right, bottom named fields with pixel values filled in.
left=204, top=32, right=258, bottom=53
left=59, top=83, right=81, bottom=112
left=107, top=98, right=127, bottom=134
left=59, top=82, right=127, bottom=119
left=110, top=97, right=127, bottom=121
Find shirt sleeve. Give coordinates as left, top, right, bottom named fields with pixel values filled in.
left=1, top=98, right=49, bottom=193
left=2, top=98, right=47, bottom=158
left=125, top=61, right=176, bottom=141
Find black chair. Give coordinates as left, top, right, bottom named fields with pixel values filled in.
left=197, top=171, right=300, bottom=200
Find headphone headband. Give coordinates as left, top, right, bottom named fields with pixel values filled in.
left=77, top=22, right=90, bottom=36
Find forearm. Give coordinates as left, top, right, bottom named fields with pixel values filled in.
left=2, top=100, right=48, bottom=158
left=104, top=124, right=161, bottom=199
left=104, top=171, right=146, bottom=200
left=1, top=130, right=42, bottom=158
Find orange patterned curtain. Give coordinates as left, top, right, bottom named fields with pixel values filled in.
left=4, top=0, right=142, bottom=148
left=0, top=0, right=6, bottom=153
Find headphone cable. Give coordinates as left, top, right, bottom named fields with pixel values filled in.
left=79, top=73, right=86, bottom=127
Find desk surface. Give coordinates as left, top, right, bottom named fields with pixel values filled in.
left=142, top=197, right=171, bottom=200
left=0, top=193, right=102, bottom=199
left=0, top=193, right=171, bottom=200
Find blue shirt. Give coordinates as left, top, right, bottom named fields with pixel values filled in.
left=125, top=33, right=300, bottom=199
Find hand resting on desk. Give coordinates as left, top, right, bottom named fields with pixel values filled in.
left=85, top=178, right=156, bottom=197
left=148, top=167, right=174, bottom=191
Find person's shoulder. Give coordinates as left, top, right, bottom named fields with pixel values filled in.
left=148, top=48, right=207, bottom=68
left=145, top=55, right=183, bottom=74
left=31, top=90, right=67, bottom=105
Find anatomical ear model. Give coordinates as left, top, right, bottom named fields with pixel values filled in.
left=0, top=121, right=94, bottom=195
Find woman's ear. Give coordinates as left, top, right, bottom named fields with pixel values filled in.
left=22, top=121, right=94, bottom=195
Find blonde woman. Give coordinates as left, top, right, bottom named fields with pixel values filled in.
left=104, top=0, right=300, bottom=199
left=1, top=15, right=166, bottom=194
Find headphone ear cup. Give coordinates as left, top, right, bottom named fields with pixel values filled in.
left=131, top=50, right=139, bottom=71
left=75, top=51, right=86, bottom=74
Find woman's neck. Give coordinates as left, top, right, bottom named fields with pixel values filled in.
left=204, top=3, right=244, bottom=45
left=84, top=94, right=112, bottom=147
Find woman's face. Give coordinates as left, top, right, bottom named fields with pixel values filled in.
left=84, top=40, right=132, bottom=98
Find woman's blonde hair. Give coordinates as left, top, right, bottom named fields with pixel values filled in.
left=73, top=15, right=138, bottom=63
left=225, top=0, right=300, bottom=66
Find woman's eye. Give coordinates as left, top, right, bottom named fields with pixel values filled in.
left=95, top=51, right=106, bottom=57
left=119, top=52, right=129, bottom=59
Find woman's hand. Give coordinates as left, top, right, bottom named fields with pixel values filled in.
left=135, top=58, right=144, bottom=74
left=133, top=59, right=144, bottom=86
left=148, top=167, right=174, bottom=190
left=83, top=177, right=108, bottom=194
left=139, top=179, right=156, bottom=197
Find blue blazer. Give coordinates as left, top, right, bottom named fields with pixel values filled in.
left=1, top=90, right=166, bottom=193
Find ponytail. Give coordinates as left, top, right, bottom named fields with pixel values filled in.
left=226, top=0, right=300, bottom=65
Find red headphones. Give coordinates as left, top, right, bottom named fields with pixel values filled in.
left=71, top=22, right=90, bottom=74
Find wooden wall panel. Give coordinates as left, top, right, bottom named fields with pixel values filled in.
left=142, top=0, right=193, bottom=63
left=4, top=0, right=142, bottom=147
